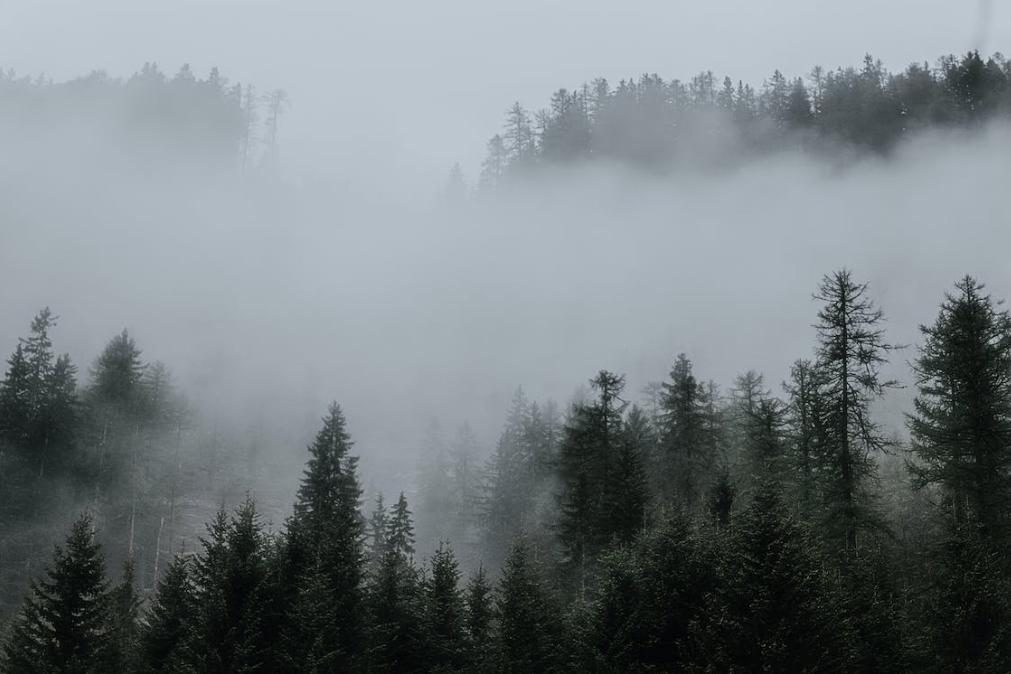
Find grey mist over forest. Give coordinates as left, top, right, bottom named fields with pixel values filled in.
left=3, top=2, right=1011, bottom=671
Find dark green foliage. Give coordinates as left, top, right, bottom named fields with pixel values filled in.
left=909, top=277, right=1011, bottom=540
left=557, top=371, right=627, bottom=592
left=388, top=492, right=416, bottom=561
left=918, top=524, right=1011, bottom=672
left=185, top=499, right=270, bottom=673
left=138, top=556, right=196, bottom=672
left=495, top=540, right=561, bottom=673
left=657, top=355, right=713, bottom=511
left=424, top=543, right=468, bottom=671
left=105, top=560, right=141, bottom=671
left=2, top=514, right=110, bottom=674
left=585, top=514, right=717, bottom=671
left=701, top=483, right=849, bottom=671
left=283, top=402, right=366, bottom=671
left=464, top=566, right=494, bottom=661
left=367, top=493, right=390, bottom=572
left=367, top=549, right=426, bottom=672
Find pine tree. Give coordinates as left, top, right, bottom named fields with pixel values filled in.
left=604, top=406, right=649, bottom=544
left=557, top=371, right=626, bottom=593
left=2, top=514, right=110, bottom=674
left=702, top=482, right=849, bottom=671
left=909, top=276, right=1011, bottom=540
left=284, top=402, right=365, bottom=671
left=784, top=358, right=827, bottom=519
left=388, top=492, right=416, bottom=561
left=813, top=270, right=897, bottom=551
left=464, top=565, right=494, bottom=660
left=658, top=354, right=711, bottom=510
left=0, top=343, right=31, bottom=446
left=139, top=555, right=196, bottom=672
left=105, top=560, right=141, bottom=671
left=482, top=388, right=533, bottom=569
left=496, top=540, right=560, bottom=673
left=368, top=492, right=390, bottom=572
left=90, top=329, right=145, bottom=409
left=424, top=543, right=468, bottom=671
left=186, top=499, right=269, bottom=673
left=367, top=548, right=426, bottom=672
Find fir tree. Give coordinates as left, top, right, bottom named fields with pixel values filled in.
left=388, top=491, right=416, bottom=561
left=657, top=354, right=712, bottom=510
left=424, top=543, right=468, bottom=671
left=105, top=560, right=141, bottom=671
left=702, top=482, right=849, bottom=671
left=368, top=492, right=390, bottom=572
left=138, top=555, right=196, bottom=672
left=2, top=514, right=110, bottom=674
left=909, top=276, right=1011, bottom=540
left=496, top=540, right=561, bottom=673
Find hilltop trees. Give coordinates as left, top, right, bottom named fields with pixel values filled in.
left=478, top=51, right=1011, bottom=185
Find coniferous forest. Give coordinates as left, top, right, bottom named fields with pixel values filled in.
left=3, top=46, right=1011, bottom=673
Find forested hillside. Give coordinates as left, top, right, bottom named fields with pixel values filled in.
left=3, top=49, right=1011, bottom=673
left=477, top=51, right=1011, bottom=187
left=4, top=270, right=1011, bottom=671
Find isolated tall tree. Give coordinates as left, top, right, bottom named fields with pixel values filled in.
left=286, top=402, right=365, bottom=670
left=2, top=514, right=110, bottom=674
left=909, top=276, right=1011, bottom=540
left=813, top=270, right=897, bottom=550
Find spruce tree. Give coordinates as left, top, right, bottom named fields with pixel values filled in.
left=367, top=548, right=426, bottom=672
left=388, top=491, right=416, bottom=561
left=138, top=555, right=196, bottom=672
left=702, top=482, right=849, bottom=671
left=496, top=540, right=560, bottom=673
left=367, top=492, right=390, bottom=572
left=284, top=402, right=366, bottom=670
left=657, top=354, right=711, bottom=511
left=105, top=560, right=141, bottom=671
left=557, top=371, right=626, bottom=593
left=909, top=276, right=1011, bottom=540
left=2, top=514, right=110, bottom=674
left=424, top=543, right=468, bottom=671
left=464, top=565, right=494, bottom=662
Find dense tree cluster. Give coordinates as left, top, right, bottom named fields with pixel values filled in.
left=0, top=64, right=284, bottom=172
left=5, top=270, right=1011, bottom=671
left=477, top=51, right=1011, bottom=188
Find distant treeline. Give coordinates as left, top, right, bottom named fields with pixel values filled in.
left=477, top=51, right=1011, bottom=186
left=0, top=64, right=286, bottom=172
left=4, top=270, right=1011, bottom=671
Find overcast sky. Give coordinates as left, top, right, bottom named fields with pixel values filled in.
left=2, top=0, right=1007, bottom=192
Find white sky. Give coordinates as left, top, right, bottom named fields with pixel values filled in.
left=1, top=0, right=1007, bottom=191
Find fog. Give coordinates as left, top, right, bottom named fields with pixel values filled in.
left=3, top=116, right=1011, bottom=501
left=1, top=0, right=1010, bottom=513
